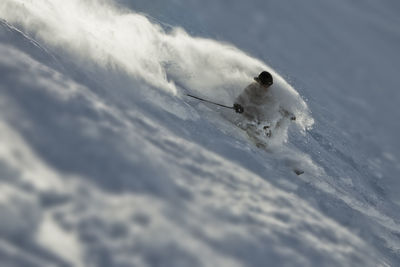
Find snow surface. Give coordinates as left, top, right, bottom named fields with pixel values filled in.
left=0, top=0, right=399, bottom=266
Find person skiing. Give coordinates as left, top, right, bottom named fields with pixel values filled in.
left=233, top=71, right=296, bottom=137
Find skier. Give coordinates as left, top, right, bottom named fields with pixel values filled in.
left=233, top=71, right=296, bottom=138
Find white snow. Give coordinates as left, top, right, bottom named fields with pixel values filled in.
left=0, top=0, right=399, bottom=266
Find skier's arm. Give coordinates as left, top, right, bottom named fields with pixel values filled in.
left=235, top=88, right=249, bottom=106
left=233, top=85, right=253, bottom=113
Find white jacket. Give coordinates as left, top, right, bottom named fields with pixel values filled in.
left=235, top=82, right=273, bottom=123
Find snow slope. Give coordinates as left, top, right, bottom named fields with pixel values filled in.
left=0, top=0, right=399, bottom=266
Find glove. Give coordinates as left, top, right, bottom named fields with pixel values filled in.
left=233, top=103, right=244, bottom=113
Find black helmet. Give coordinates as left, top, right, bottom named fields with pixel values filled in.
left=255, top=71, right=273, bottom=86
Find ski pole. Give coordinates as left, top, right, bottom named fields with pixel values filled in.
left=186, top=94, right=234, bottom=110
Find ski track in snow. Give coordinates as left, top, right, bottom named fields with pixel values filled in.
left=0, top=0, right=400, bottom=266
